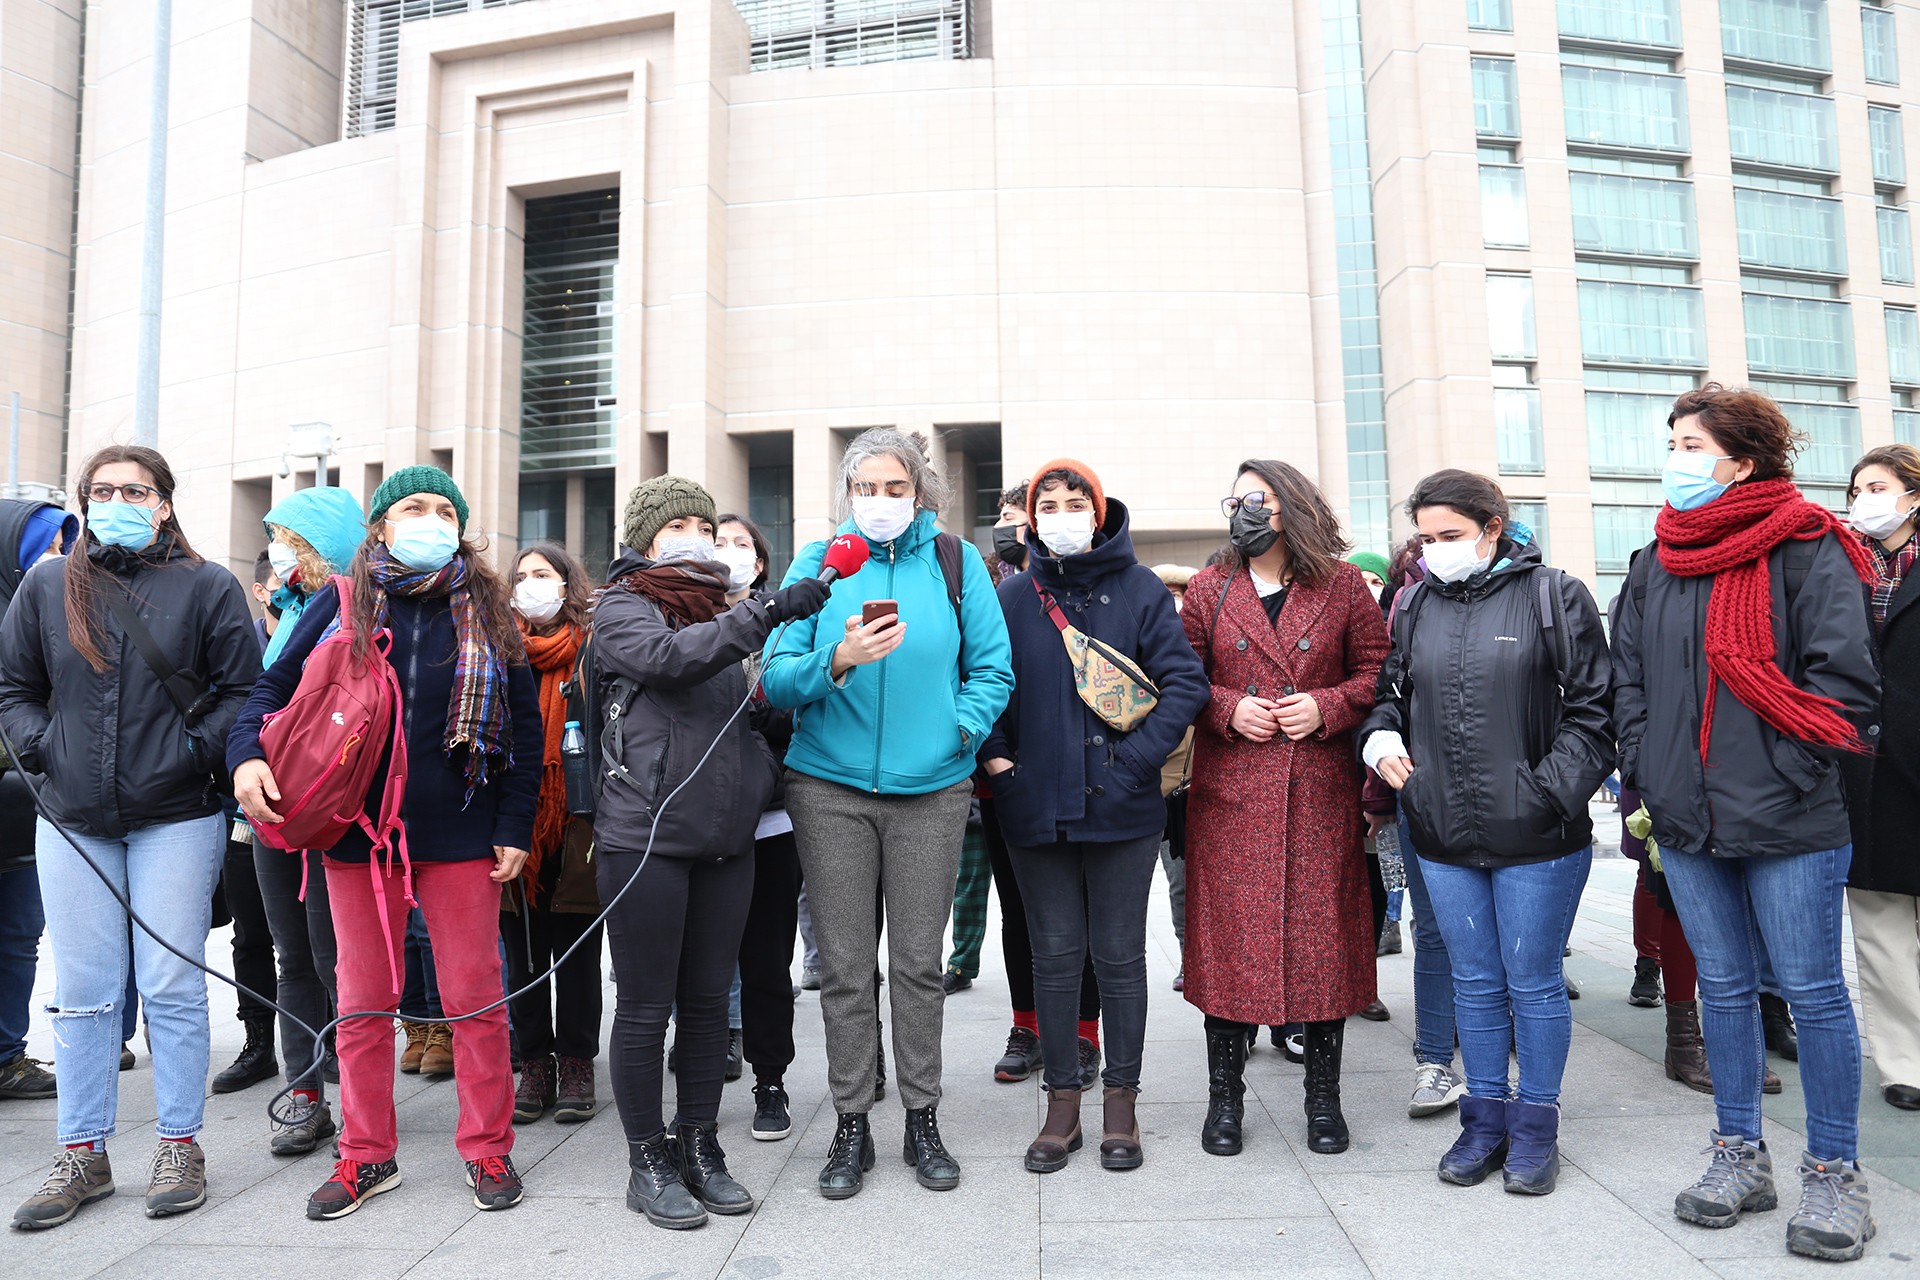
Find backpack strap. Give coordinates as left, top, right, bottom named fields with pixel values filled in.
left=1535, top=566, right=1572, bottom=694
left=103, top=585, right=218, bottom=727
left=1383, top=581, right=1427, bottom=702
left=935, top=532, right=966, bottom=671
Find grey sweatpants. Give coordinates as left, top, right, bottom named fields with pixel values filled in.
left=785, top=772, right=973, bottom=1115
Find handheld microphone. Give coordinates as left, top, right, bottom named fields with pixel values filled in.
left=819, top=535, right=871, bottom=584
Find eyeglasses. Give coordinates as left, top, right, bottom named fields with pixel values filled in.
left=87, top=483, right=161, bottom=504
left=1220, top=491, right=1270, bottom=518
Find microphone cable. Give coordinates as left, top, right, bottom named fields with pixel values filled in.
left=0, top=608, right=800, bottom=1130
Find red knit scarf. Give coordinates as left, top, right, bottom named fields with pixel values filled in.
left=517, top=622, right=584, bottom=902
left=1654, top=478, right=1876, bottom=759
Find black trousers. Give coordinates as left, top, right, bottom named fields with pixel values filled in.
left=252, top=846, right=337, bottom=1088
left=599, top=849, right=753, bottom=1145
left=223, top=839, right=277, bottom=1027
left=739, top=829, right=801, bottom=1083
left=502, top=900, right=604, bottom=1062
left=983, top=797, right=1099, bottom=1021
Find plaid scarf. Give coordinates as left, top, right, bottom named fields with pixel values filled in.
left=367, top=546, right=511, bottom=798
left=1867, top=532, right=1920, bottom=632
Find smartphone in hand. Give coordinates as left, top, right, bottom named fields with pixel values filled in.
left=862, top=599, right=900, bottom=627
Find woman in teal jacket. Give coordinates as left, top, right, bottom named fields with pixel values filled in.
left=762, top=427, right=1012, bottom=1201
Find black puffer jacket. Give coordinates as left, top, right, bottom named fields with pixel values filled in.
left=1840, top=538, right=1920, bottom=896
left=1610, top=532, right=1878, bottom=860
left=0, top=500, right=76, bottom=872
left=0, top=535, right=260, bottom=839
left=590, top=553, right=781, bottom=860
left=1358, top=536, right=1613, bottom=868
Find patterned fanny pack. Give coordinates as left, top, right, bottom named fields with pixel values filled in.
left=1033, top=579, right=1160, bottom=732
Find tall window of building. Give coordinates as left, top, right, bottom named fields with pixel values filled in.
left=347, top=0, right=546, bottom=137
left=1720, top=0, right=1833, bottom=73
left=1864, top=2, right=1901, bottom=84
left=1325, top=0, right=1390, bottom=554
left=1494, top=366, right=1545, bottom=476
left=1480, top=144, right=1530, bottom=247
left=735, top=0, right=975, bottom=72
left=1509, top=500, right=1551, bottom=560
left=1561, top=65, right=1691, bottom=153
left=1577, top=268, right=1707, bottom=368
left=1487, top=274, right=1538, bottom=362
left=747, top=434, right=795, bottom=585
left=1557, top=0, right=1682, bottom=49
left=1871, top=105, right=1908, bottom=186
left=1744, top=287, right=1857, bottom=382
left=1473, top=57, right=1521, bottom=138
left=1881, top=194, right=1915, bottom=285
left=1569, top=160, right=1698, bottom=259
left=1468, top=0, right=1513, bottom=33
left=1726, top=83, right=1840, bottom=174
left=1733, top=180, right=1848, bottom=275
left=519, top=189, right=619, bottom=577
left=1889, top=304, right=1920, bottom=387
left=1586, top=369, right=1695, bottom=606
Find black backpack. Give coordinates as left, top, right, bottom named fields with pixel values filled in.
left=563, top=533, right=969, bottom=817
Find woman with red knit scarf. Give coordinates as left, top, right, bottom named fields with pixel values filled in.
left=1610, top=385, right=1880, bottom=1264
left=502, top=541, right=602, bottom=1128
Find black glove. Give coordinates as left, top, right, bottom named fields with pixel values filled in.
left=766, top=577, right=832, bottom=623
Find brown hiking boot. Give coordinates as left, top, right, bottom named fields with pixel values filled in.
left=1024, top=1087, right=1083, bottom=1173
left=419, top=1024, right=454, bottom=1077
left=399, top=1021, right=430, bottom=1074
left=554, top=1055, right=597, bottom=1124
left=1101, top=1086, right=1143, bottom=1171
left=12, top=1147, right=114, bottom=1230
left=514, top=1055, right=555, bottom=1124
left=1664, top=1001, right=1713, bottom=1093
left=144, top=1140, right=206, bottom=1217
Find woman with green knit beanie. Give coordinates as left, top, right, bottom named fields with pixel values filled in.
left=591, top=474, right=832, bottom=1230
left=231, top=465, right=544, bottom=1221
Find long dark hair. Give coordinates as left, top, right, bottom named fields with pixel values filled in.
left=1405, top=469, right=1509, bottom=534
left=512, top=541, right=591, bottom=634
left=348, top=528, right=525, bottom=667
left=1224, top=458, right=1349, bottom=584
left=67, top=445, right=202, bottom=672
left=716, top=512, right=773, bottom=590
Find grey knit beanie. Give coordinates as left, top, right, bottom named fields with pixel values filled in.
left=622, top=475, right=717, bottom=554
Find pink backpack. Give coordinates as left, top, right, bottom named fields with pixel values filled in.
left=254, top=575, right=408, bottom=866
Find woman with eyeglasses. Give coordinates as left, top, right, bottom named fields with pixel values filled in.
left=3, top=447, right=261, bottom=1229
left=1180, top=459, right=1389, bottom=1158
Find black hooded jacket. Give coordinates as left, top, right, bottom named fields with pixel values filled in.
left=0, top=535, right=261, bottom=839
left=0, top=500, right=74, bottom=870
left=1358, top=536, right=1614, bottom=868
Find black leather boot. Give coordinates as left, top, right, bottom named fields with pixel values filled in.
left=670, top=1119, right=755, bottom=1215
left=1201, top=1025, right=1248, bottom=1156
left=1303, top=1019, right=1350, bottom=1155
left=903, top=1106, right=961, bottom=1191
left=212, top=1015, right=278, bottom=1094
left=626, top=1135, right=707, bottom=1230
left=1760, top=993, right=1799, bottom=1062
left=819, top=1112, right=875, bottom=1200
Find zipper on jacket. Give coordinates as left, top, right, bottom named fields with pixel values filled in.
left=871, top=542, right=896, bottom=793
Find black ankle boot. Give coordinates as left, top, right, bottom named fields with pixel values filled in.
left=1303, top=1019, right=1350, bottom=1155
left=670, top=1119, right=755, bottom=1214
left=1201, top=1025, right=1248, bottom=1156
left=627, top=1135, right=707, bottom=1229
left=212, top=1015, right=278, bottom=1094
left=819, top=1112, right=875, bottom=1200
left=903, top=1106, right=961, bottom=1190
left=1760, top=992, right=1799, bottom=1062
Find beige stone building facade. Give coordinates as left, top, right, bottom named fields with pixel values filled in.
left=2, top=0, right=1917, bottom=601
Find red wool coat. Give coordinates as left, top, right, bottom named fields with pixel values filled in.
left=1180, top=560, right=1390, bottom=1025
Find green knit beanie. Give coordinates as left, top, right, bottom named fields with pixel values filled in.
left=1347, top=551, right=1390, bottom=581
left=623, top=475, right=717, bottom=554
left=369, top=465, right=469, bottom=530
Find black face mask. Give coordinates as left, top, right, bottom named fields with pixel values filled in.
left=1229, top=501, right=1281, bottom=559
left=992, top=525, right=1028, bottom=567
left=264, top=601, right=282, bottom=621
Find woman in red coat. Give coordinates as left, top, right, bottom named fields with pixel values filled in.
left=1181, top=459, right=1390, bottom=1158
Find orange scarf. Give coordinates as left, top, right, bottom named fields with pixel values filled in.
left=518, top=621, right=584, bottom=902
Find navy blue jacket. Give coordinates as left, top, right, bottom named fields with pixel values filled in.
left=227, top=581, right=543, bottom=864
left=981, top=501, right=1209, bottom=847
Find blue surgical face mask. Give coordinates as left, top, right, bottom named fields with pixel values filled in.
left=386, top=514, right=460, bottom=572
left=1662, top=450, right=1732, bottom=512
left=88, top=500, right=158, bottom=550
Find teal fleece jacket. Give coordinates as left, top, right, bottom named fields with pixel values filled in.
left=762, top=509, right=1014, bottom=796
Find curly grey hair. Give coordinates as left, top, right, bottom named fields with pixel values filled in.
left=835, top=427, right=953, bottom=519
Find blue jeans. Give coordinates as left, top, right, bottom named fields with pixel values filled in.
left=1418, top=846, right=1591, bottom=1105
left=35, top=814, right=225, bottom=1145
left=1398, top=814, right=1456, bottom=1067
left=1661, top=844, right=1861, bottom=1160
left=0, top=865, right=45, bottom=1061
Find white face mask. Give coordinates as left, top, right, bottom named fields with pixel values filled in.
left=512, top=577, right=564, bottom=622
left=1850, top=490, right=1916, bottom=540
left=654, top=535, right=716, bottom=566
left=716, top=546, right=759, bottom=590
left=267, top=541, right=300, bottom=581
left=1035, top=510, right=1095, bottom=557
left=851, top=495, right=916, bottom=543
left=1422, top=532, right=1492, bottom=585
left=1367, top=582, right=1384, bottom=603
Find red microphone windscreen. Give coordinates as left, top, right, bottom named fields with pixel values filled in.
left=821, top=535, right=870, bottom=580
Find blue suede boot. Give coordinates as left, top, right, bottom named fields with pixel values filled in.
left=1438, top=1095, right=1508, bottom=1186
left=1502, top=1100, right=1561, bottom=1195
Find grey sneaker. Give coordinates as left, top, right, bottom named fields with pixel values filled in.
left=1786, top=1152, right=1877, bottom=1262
left=1675, top=1132, right=1777, bottom=1228
left=11, top=1147, right=114, bottom=1229
left=271, top=1096, right=338, bottom=1157
left=144, top=1140, right=207, bottom=1217
left=0, top=1051, right=57, bottom=1099
left=1408, top=1062, right=1466, bottom=1117
left=801, top=965, right=822, bottom=991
